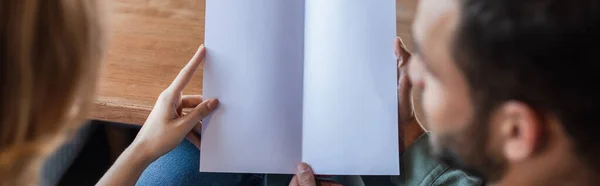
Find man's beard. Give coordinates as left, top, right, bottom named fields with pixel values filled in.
left=430, top=108, right=508, bottom=183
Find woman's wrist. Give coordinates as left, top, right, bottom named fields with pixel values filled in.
left=125, top=140, right=158, bottom=166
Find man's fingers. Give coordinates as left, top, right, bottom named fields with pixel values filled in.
left=395, top=37, right=415, bottom=122
left=290, top=176, right=342, bottom=186
left=296, top=163, right=316, bottom=186
left=395, top=37, right=411, bottom=66
left=316, top=175, right=333, bottom=178
left=395, top=37, right=411, bottom=81
left=289, top=175, right=299, bottom=186
left=291, top=165, right=341, bottom=186
left=319, top=180, right=343, bottom=186
left=182, top=95, right=203, bottom=108
left=168, top=45, right=206, bottom=92
left=398, top=69, right=414, bottom=120
left=396, top=38, right=402, bottom=80
left=180, top=99, right=219, bottom=128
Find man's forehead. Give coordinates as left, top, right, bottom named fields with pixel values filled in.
left=413, top=0, right=459, bottom=47
left=412, top=0, right=460, bottom=80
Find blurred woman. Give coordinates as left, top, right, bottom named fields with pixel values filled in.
left=0, top=1, right=261, bottom=185
left=1, top=1, right=107, bottom=185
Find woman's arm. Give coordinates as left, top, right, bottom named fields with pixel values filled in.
left=97, top=142, right=153, bottom=186
left=97, top=45, right=218, bottom=186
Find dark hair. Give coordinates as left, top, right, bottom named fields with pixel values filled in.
left=453, top=0, right=600, bottom=169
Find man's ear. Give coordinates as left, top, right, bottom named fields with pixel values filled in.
left=497, top=101, right=543, bottom=162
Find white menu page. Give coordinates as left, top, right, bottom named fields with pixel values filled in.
left=201, top=0, right=399, bottom=175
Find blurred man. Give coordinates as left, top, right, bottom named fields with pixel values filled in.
left=410, top=0, right=600, bottom=184
left=292, top=0, right=600, bottom=185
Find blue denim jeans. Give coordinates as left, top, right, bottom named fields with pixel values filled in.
left=136, top=140, right=264, bottom=186
left=136, top=140, right=379, bottom=186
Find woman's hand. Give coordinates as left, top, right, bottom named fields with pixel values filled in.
left=98, top=45, right=217, bottom=186
left=132, top=44, right=219, bottom=161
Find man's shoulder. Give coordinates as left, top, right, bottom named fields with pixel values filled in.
left=392, top=133, right=484, bottom=186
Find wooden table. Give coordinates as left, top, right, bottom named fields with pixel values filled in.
left=92, top=0, right=415, bottom=125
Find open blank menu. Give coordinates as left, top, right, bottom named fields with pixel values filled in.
left=201, top=0, right=399, bottom=175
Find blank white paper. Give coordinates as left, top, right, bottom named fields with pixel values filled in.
left=302, top=0, right=399, bottom=175
left=201, top=0, right=305, bottom=174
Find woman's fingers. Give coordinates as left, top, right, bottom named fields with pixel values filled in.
left=186, top=131, right=202, bottom=149
left=182, top=95, right=203, bottom=108
left=179, top=99, right=217, bottom=150
left=168, top=45, right=206, bottom=92
left=188, top=121, right=203, bottom=149
left=180, top=99, right=219, bottom=127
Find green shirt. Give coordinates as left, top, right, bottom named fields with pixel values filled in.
left=331, top=133, right=483, bottom=186
left=389, top=132, right=483, bottom=186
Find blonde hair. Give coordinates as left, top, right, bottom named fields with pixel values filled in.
left=0, top=0, right=107, bottom=185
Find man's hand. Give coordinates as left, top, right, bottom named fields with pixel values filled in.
left=289, top=163, right=343, bottom=186
left=395, top=37, right=425, bottom=151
